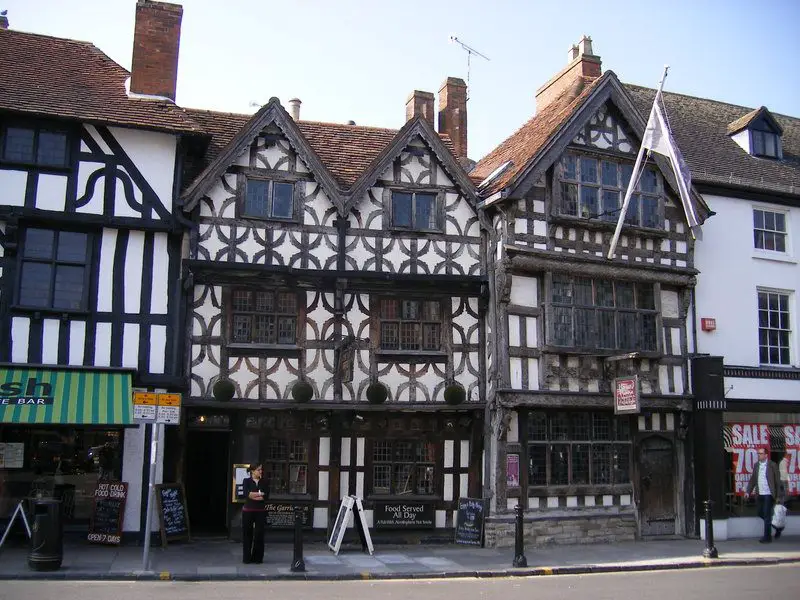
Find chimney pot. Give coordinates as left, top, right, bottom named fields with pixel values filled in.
left=438, top=77, right=468, bottom=159
left=347, top=120, right=356, bottom=126
left=288, top=98, right=302, bottom=121
left=130, top=0, right=183, bottom=100
left=405, top=90, right=435, bottom=126
left=0, top=11, right=9, bottom=30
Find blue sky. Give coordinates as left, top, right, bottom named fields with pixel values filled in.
left=5, top=0, right=799, bottom=160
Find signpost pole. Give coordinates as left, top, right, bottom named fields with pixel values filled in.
left=141, top=422, right=161, bottom=572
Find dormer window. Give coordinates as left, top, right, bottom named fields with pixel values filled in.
left=728, top=107, right=783, bottom=160
left=751, top=130, right=779, bottom=158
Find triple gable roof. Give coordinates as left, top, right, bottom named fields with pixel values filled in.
left=180, top=98, right=479, bottom=214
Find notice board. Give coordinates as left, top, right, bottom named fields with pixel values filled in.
left=155, top=483, right=191, bottom=547
left=87, top=482, right=128, bottom=545
left=454, top=497, right=486, bottom=546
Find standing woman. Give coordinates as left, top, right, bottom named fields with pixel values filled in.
left=242, top=463, right=268, bottom=563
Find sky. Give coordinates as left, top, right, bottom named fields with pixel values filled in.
left=4, top=0, right=800, bottom=161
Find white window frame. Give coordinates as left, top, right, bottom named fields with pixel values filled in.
left=752, top=204, right=794, bottom=263
left=756, top=287, right=794, bottom=367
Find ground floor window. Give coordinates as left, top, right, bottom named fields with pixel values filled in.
left=525, top=411, right=631, bottom=487
left=371, top=440, right=436, bottom=496
left=262, top=438, right=309, bottom=494
left=0, top=427, right=122, bottom=522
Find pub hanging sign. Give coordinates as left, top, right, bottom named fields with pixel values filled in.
left=613, top=375, right=640, bottom=415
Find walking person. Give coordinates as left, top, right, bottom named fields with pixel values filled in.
left=242, top=462, right=268, bottom=563
left=746, top=447, right=781, bottom=543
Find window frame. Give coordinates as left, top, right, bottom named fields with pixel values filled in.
left=368, top=438, right=438, bottom=498
left=240, top=176, right=298, bottom=221
left=0, top=122, right=71, bottom=169
left=750, top=129, right=780, bottom=159
left=757, top=288, right=792, bottom=367
left=15, top=227, right=92, bottom=313
left=545, top=274, right=661, bottom=354
left=752, top=207, right=788, bottom=255
left=556, top=152, right=664, bottom=229
left=373, top=297, right=449, bottom=360
left=224, top=287, right=303, bottom=355
left=388, top=189, right=443, bottom=232
left=262, top=437, right=311, bottom=496
left=522, top=410, right=633, bottom=493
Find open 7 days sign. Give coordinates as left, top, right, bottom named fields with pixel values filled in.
left=614, top=376, right=640, bottom=415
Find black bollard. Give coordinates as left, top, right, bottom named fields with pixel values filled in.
left=702, top=499, right=718, bottom=559
left=512, top=504, right=527, bottom=568
left=290, top=505, right=306, bottom=572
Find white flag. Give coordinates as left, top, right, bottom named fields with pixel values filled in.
left=642, top=91, right=702, bottom=240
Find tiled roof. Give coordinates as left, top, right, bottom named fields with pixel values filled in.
left=0, top=28, right=202, bottom=134
left=183, top=108, right=458, bottom=189
left=471, top=75, right=604, bottom=196
left=726, top=107, right=763, bottom=135
left=625, top=85, right=800, bottom=198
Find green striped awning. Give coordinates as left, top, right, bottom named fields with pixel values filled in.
left=0, top=367, right=133, bottom=425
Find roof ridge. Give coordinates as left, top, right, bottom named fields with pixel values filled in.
left=298, top=119, right=399, bottom=133
left=183, top=106, right=251, bottom=118
left=0, top=27, right=96, bottom=47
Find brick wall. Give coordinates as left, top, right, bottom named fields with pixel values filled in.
left=130, top=0, right=183, bottom=100
left=438, top=77, right=468, bottom=158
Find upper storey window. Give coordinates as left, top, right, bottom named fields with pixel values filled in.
left=244, top=179, right=295, bottom=220
left=1, top=125, right=69, bottom=168
left=379, top=299, right=443, bottom=351
left=230, top=289, right=297, bottom=345
left=558, top=154, right=662, bottom=229
left=751, top=130, right=779, bottom=159
left=391, top=191, right=439, bottom=231
left=753, top=208, right=787, bottom=253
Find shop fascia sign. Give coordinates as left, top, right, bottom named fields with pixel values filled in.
left=0, top=378, right=54, bottom=405
left=613, top=375, right=640, bottom=415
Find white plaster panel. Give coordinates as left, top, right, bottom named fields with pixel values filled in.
left=356, top=437, right=365, bottom=467
left=584, top=495, right=596, bottom=507
left=659, top=365, right=670, bottom=394
left=200, top=174, right=237, bottom=218
left=454, top=242, right=481, bottom=273
left=460, top=473, right=468, bottom=498
left=40, top=319, right=59, bottom=364
left=510, top=275, right=538, bottom=306
left=356, top=472, right=364, bottom=498
left=313, top=507, right=328, bottom=529
left=444, top=473, right=453, bottom=501
left=415, top=368, right=443, bottom=403
left=34, top=174, right=67, bottom=212
left=198, top=224, right=225, bottom=260
left=507, top=498, right=519, bottom=510
left=189, top=344, right=219, bottom=396
left=124, top=231, right=145, bottom=313
left=533, top=219, right=547, bottom=236
left=445, top=195, right=478, bottom=237
left=96, top=229, right=117, bottom=312
left=235, top=227, right=261, bottom=263
left=638, top=416, right=646, bottom=431
left=149, top=325, right=167, bottom=373
left=452, top=298, right=479, bottom=344
left=671, top=328, right=681, bottom=355
left=110, top=126, right=175, bottom=214
left=233, top=148, right=249, bottom=167
left=0, top=170, right=28, bottom=207
left=344, top=236, right=369, bottom=270
left=436, top=510, right=446, bottom=528
left=566, top=496, right=578, bottom=507
left=384, top=239, right=406, bottom=272
left=652, top=413, right=661, bottom=431
left=444, top=440, right=454, bottom=468
left=84, top=125, right=113, bottom=155
left=318, top=471, right=329, bottom=501
left=510, top=357, right=523, bottom=388
left=621, top=494, right=632, bottom=506
left=666, top=413, right=675, bottom=431
left=94, top=322, right=112, bottom=367
left=516, top=218, right=528, bottom=235
left=547, top=497, right=559, bottom=508
left=308, top=232, right=337, bottom=268
left=228, top=358, right=259, bottom=400
left=603, top=495, right=613, bottom=506
left=193, top=286, right=222, bottom=337
left=275, top=232, right=297, bottom=264
left=114, top=167, right=142, bottom=218
left=68, top=321, right=86, bottom=365
left=419, top=242, right=441, bottom=274
left=341, top=437, right=351, bottom=467
left=255, top=143, right=290, bottom=170
left=526, top=317, right=538, bottom=347
left=528, top=358, right=540, bottom=391
left=378, top=165, right=393, bottom=182
left=673, top=365, right=684, bottom=394
left=122, top=323, right=140, bottom=369
left=508, top=315, right=521, bottom=346
left=661, top=290, right=680, bottom=318
left=339, top=472, right=350, bottom=499
left=319, top=437, right=330, bottom=467
left=437, top=165, right=453, bottom=187
left=150, top=233, right=170, bottom=314
left=507, top=412, right=519, bottom=443
left=460, top=440, right=470, bottom=468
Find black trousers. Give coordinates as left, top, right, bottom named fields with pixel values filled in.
left=756, top=494, right=774, bottom=541
left=242, top=511, right=265, bottom=563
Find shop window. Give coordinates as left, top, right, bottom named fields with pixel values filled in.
left=0, top=428, right=122, bottom=523
left=757, top=289, right=791, bottom=366
left=526, top=411, right=631, bottom=487
left=262, top=438, right=308, bottom=494
left=372, top=440, right=436, bottom=496
left=18, top=228, right=91, bottom=311
left=1, top=124, right=70, bottom=167
left=243, top=179, right=295, bottom=220
left=378, top=298, right=443, bottom=351
left=229, top=288, right=298, bottom=345
left=549, top=275, right=658, bottom=352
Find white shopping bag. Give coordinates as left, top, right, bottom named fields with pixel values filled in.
left=772, top=504, right=787, bottom=529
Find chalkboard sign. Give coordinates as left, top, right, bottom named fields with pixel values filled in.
left=87, top=482, right=128, bottom=545
left=264, top=502, right=312, bottom=528
left=155, top=483, right=191, bottom=547
left=454, top=497, right=486, bottom=547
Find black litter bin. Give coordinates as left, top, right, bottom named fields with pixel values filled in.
left=28, top=498, right=63, bottom=571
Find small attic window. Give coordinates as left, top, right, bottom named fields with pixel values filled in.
left=751, top=130, right=779, bottom=159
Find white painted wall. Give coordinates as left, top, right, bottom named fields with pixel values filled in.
left=694, top=193, right=800, bottom=400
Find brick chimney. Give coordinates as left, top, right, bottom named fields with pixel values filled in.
left=130, top=0, right=183, bottom=100
left=535, top=35, right=601, bottom=112
left=406, top=90, right=435, bottom=126
left=438, top=77, right=467, bottom=159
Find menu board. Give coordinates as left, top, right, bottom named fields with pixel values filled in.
left=327, top=495, right=354, bottom=555
left=155, top=483, right=191, bottom=547
left=87, top=482, right=128, bottom=545
left=454, top=497, right=486, bottom=547
left=264, top=502, right=312, bottom=528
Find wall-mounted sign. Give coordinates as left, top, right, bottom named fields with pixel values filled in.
left=133, top=392, right=157, bottom=421
left=374, top=501, right=435, bottom=529
left=506, top=453, right=520, bottom=487
left=613, top=376, right=640, bottom=415
left=784, top=425, right=799, bottom=496
left=134, top=392, right=182, bottom=425
left=700, top=318, right=717, bottom=332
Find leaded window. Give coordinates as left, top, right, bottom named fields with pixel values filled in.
left=379, top=299, right=443, bottom=351
left=391, top=191, right=439, bottom=231
left=527, top=411, right=631, bottom=486
left=372, top=440, right=436, bottom=496
left=1, top=125, right=69, bottom=167
left=230, top=289, right=297, bottom=345
left=550, top=275, right=658, bottom=351
left=244, top=179, right=294, bottom=219
left=263, top=438, right=309, bottom=494
left=753, top=208, right=787, bottom=253
left=751, top=130, right=779, bottom=158
left=19, top=229, right=90, bottom=310
left=558, top=154, right=661, bottom=228
left=758, top=290, right=791, bottom=366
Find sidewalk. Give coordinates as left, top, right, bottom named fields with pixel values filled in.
left=0, top=536, right=799, bottom=581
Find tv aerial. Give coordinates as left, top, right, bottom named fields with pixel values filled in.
left=449, top=35, right=490, bottom=99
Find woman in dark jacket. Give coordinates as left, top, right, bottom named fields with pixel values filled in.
left=241, top=462, right=268, bottom=563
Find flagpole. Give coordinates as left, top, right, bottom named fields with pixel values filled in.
left=606, top=65, right=670, bottom=260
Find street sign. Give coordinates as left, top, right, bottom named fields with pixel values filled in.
left=156, top=393, right=182, bottom=425
left=133, top=392, right=157, bottom=422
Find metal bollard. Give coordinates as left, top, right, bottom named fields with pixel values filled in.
left=290, top=505, right=306, bottom=572
left=702, top=499, right=718, bottom=559
left=512, top=504, right=527, bottom=568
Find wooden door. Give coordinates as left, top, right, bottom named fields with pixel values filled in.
left=638, top=435, right=675, bottom=536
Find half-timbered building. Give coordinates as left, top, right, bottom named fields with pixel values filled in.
left=0, top=1, right=199, bottom=538
left=178, top=82, right=489, bottom=539
left=471, top=37, right=711, bottom=546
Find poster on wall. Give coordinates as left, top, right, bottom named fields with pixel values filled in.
left=730, top=423, right=770, bottom=496
left=613, top=376, right=640, bottom=415
left=506, top=454, right=520, bottom=487
left=784, top=424, right=800, bottom=496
